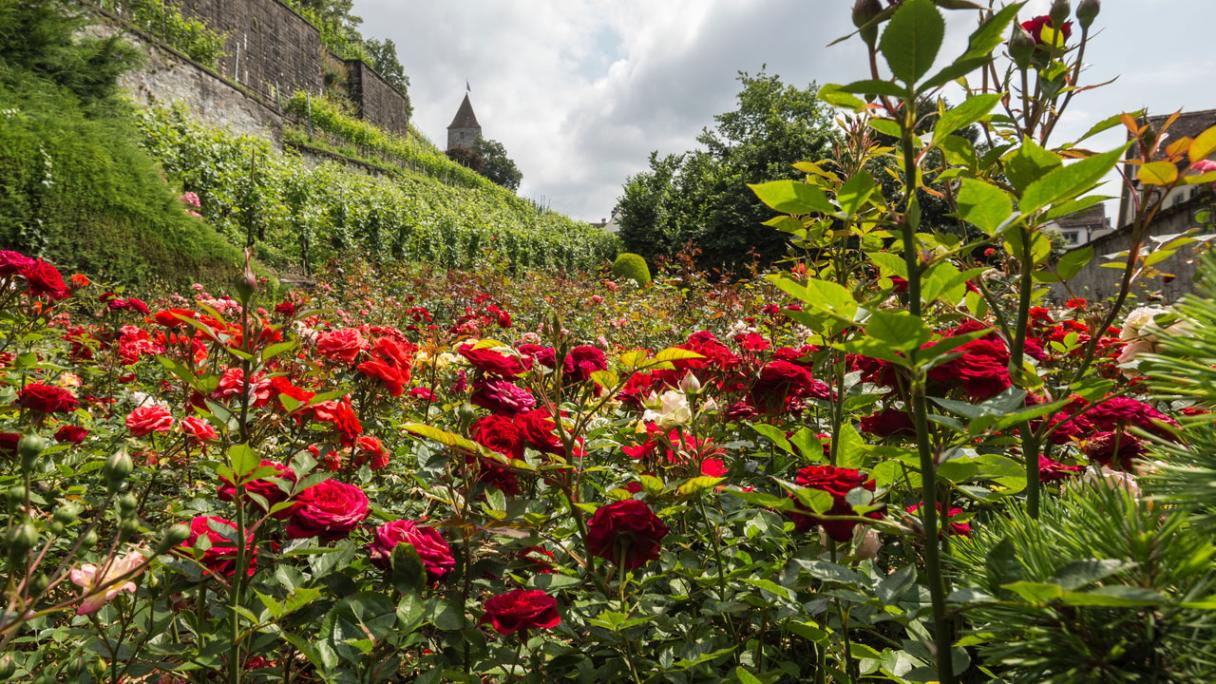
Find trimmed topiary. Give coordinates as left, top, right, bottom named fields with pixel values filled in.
left=611, top=252, right=651, bottom=286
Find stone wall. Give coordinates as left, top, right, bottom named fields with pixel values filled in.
left=345, top=60, right=408, bottom=137
left=90, top=22, right=283, bottom=141
left=172, top=0, right=324, bottom=103
left=1053, top=199, right=1213, bottom=303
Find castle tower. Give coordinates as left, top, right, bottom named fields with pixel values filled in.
left=446, top=93, right=481, bottom=151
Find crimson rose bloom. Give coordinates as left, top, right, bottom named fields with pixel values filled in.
left=19, top=259, right=69, bottom=300
left=479, top=589, right=560, bottom=636
left=180, top=416, right=218, bottom=443
left=217, top=460, right=297, bottom=513
left=367, top=519, right=455, bottom=580
left=286, top=479, right=370, bottom=541
left=1084, top=431, right=1148, bottom=472
left=1038, top=455, right=1084, bottom=483
left=586, top=499, right=669, bottom=569
left=54, top=425, right=89, bottom=444
left=563, top=345, right=606, bottom=383
left=470, top=414, right=525, bottom=459
left=1022, top=15, right=1071, bottom=45
left=126, top=406, right=174, bottom=437
left=907, top=502, right=971, bottom=537
left=790, top=465, right=881, bottom=542
left=471, top=380, right=536, bottom=415
left=181, top=515, right=256, bottom=577
left=1085, top=396, right=1175, bottom=434
left=860, top=408, right=915, bottom=438
left=18, top=383, right=78, bottom=414
left=316, top=328, right=365, bottom=365
left=0, top=250, right=34, bottom=277
left=750, top=360, right=832, bottom=413
left=517, top=343, right=556, bottom=368
left=459, top=343, right=529, bottom=378
left=513, top=409, right=566, bottom=455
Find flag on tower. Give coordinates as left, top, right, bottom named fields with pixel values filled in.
left=466, top=80, right=471, bottom=93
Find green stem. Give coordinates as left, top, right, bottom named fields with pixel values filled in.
left=900, top=97, right=955, bottom=684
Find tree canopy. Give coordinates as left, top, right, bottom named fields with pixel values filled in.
left=615, top=71, right=834, bottom=272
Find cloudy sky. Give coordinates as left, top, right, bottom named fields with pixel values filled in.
left=352, top=0, right=1213, bottom=222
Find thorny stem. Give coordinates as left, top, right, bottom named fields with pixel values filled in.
left=900, top=94, right=955, bottom=684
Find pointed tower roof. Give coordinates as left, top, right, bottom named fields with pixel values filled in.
left=448, top=94, right=480, bottom=130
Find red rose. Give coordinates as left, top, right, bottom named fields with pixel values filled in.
left=54, top=425, right=89, bottom=444
left=518, top=545, right=555, bottom=574
left=126, top=406, right=174, bottom=437
left=180, top=416, right=218, bottom=443
left=19, top=259, right=69, bottom=300
left=367, top=519, right=455, bottom=580
left=316, top=328, right=366, bottom=365
left=181, top=515, right=256, bottom=578
left=563, top=345, right=607, bottom=383
left=906, top=502, right=971, bottom=537
left=0, top=432, right=20, bottom=453
left=217, top=460, right=296, bottom=513
left=1022, top=15, right=1072, bottom=45
left=459, top=342, right=530, bottom=378
left=0, top=250, right=34, bottom=277
left=286, top=479, right=369, bottom=541
left=470, top=414, right=525, bottom=459
left=750, top=360, right=831, bottom=413
left=471, top=380, right=536, bottom=415
left=357, top=360, right=409, bottom=396
left=1084, top=396, right=1175, bottom=435
left=1083, top=431, right=1148, bottom=472
left=125, top=297, right=149, bottom=315
left=312, top=397, right=362, bottom=445
left=153, top=308, right=196, bottom=328
left=860, top=408, right=915, bottom=438
left=1038, top=455, right=1083, bottom=483
left=18, top=383, right=79, bottom=414
left=517, top=343, right=556, bottom=369
left=790, top=465, right=881, bottom=542
left=479, top=589, right=560, bottom=636
left=513, top=409, right=566, bottom=455
left=353, top=435, right=389, bottom=470
left=586, top=499, right=669, bottom=570
left=926, top=326, right=1011, bottom=401
left=274, top=300, right=297, bottom=316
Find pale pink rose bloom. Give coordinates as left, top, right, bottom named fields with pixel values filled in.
left=1191, top=159, right=1216, bottom=174
left=69, top=551, right=148, bottom=615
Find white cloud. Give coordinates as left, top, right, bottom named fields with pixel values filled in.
left=353, top=0, right=1216, bottom=223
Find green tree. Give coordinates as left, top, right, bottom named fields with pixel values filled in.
left=363, top=37, right=412, bottom=117
left=475, top=137, right=522, bottom=192
left=614, top=71, right=834, bottom=271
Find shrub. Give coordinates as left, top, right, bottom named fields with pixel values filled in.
left=94, top=0, right=225, bottom=68
left=611, top=252, right=651, bottom=286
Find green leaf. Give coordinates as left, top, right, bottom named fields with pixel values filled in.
left=677, top=476, right=724, bottom=497
left=957, top=178, right=1012, bottom=235
left=1021, top=146, right=1127, bottom=214
left=838, top=79, right=908, bottom=98
left=1057, top=246, right=1095, bottom=280
left=867, top=310, right=932, bottom=351
left=933, top=93, right=1001, bottom=143
left=834, top=423, right=866, bottom=469
left=869, top=251, right=909, bottom=278
left=879, top=0, right=945, bottom=85
left=749, top=180, right=833, bottom=215
left=868, top=118, right=903, bottom=139
left=819, top=83, right=867, bottom=111
left=749, top=423, right=794, bottom=454
left=1059, top=586, right=1165, bottom=608
left=784, top=619, right=831, bottom=643
left=1002, top=580, right=1065, bottom=605
left=1190, top=123, right=1216, bottom=163
left=390, top=543, right=427, bottom=594
left=1138, top=161, right=1178, bottom=186
left=1005, top=139, right=1062, bottom=193
left=229, top=443, right=258, bottom=479
left=837, top=171, right=877, bottom=217
left=1049, top=559, right=1132, bottom=591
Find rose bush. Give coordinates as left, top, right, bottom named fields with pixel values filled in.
left=3, top=2, right=1216, bottom=683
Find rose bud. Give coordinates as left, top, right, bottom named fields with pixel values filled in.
left=1008, top=26, right=1036, bottom=70
left=852, top=0, right=883, bottom=46
left=1049, top=0, right=1070, bottom=27
left=1076, top=0, right=1100, bottom=29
